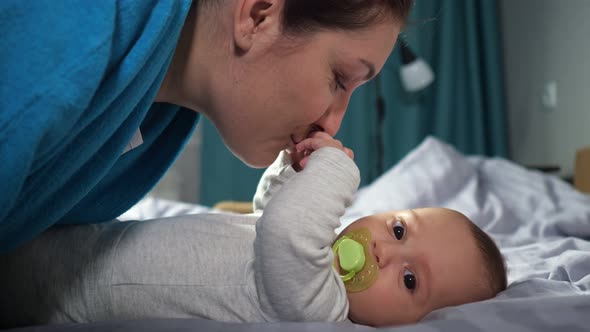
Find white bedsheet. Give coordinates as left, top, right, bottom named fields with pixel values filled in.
left=119, top=196, right=216, bottom=221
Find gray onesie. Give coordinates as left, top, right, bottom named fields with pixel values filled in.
left=0, top=147, right=360, bottom=327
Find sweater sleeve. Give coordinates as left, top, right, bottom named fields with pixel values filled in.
left=0, top=0, right=116, bottom=221
left=252, top=151, right=297, bottom=213
left=0, top=0, right=194, bottom=252
left=254, top=147, right=360, bottom=322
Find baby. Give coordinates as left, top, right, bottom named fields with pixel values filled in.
left=335, top=208, right=507, bottom=326
left=0, top=134, right=507, bottom=328
left=255, top=132, right=507, bottom=326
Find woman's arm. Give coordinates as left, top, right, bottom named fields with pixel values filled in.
left=254, top=147, right=360, bottom=322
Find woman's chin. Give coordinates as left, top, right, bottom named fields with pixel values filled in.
left=233, top=148, right=277, bottom=168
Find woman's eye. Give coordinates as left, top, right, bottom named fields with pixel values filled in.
left=392, top=218, right=405, bottom=240
left=403, top=269, right=416, bottom=291
left=334, top=72, right=348, bottom=91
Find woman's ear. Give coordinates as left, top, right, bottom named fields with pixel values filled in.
left=233, top=0, right=283, bottom=54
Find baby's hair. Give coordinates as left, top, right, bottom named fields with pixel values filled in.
left=466, top=221, right=508, bottom=296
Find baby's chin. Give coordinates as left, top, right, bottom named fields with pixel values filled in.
left=346, top=288, right=426, bottom=327
left=332, top=231, right=346, bottom=246
left=334, top=224, right=355, bottom=241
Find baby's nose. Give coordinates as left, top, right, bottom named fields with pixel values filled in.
left=372, top=240, right=400, bottom=269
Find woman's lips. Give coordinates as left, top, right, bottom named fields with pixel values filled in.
left=291, top=125, right=324, bottom=146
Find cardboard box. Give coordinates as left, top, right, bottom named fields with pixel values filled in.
left=574, top=146, right=590, bottom=194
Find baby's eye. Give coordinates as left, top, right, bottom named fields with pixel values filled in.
left=392, top=218, right=405, bottom=240
left=403, top=269, right=416, bottom=291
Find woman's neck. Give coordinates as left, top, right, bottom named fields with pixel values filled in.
left=155, top=3, right=219, bottom=114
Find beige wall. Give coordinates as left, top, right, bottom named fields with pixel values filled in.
left=500, top=0, right=590, bottom=176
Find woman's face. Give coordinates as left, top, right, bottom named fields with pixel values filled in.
left=208, top=18, right=401, bottom=167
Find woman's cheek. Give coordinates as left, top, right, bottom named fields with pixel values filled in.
left=303, top=94, right=333, bottom=124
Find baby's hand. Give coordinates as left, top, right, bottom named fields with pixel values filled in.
left=290, top=132, right=354, bottom=171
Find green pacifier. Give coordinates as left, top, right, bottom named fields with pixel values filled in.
left=332, top=228, right=379, bottom=292
left=332, top=237, right=366, bottom=281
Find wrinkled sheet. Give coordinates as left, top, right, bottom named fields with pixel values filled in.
left=11, top=137, right=590, bottom=332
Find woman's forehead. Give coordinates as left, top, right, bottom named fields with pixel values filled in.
left=311, top=21, right=400, bottom=64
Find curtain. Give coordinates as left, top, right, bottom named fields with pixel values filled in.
left=198, top=0, right=509, bottom=204
left=199, top=119, right=265, bottom=206
left=337, top=0, right=509, bottom=186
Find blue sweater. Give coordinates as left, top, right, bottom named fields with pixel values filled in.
left=0, top=0, right=199, bottom=252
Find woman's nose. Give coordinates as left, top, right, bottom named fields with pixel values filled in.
left=315, top=97, right=350, bottom=137
left=372, top=239, right=401, bottom=269
left=315, top=111, right=344, bottom=137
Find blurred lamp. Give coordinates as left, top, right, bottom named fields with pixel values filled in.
left=399, top=41, right=434, bottom=92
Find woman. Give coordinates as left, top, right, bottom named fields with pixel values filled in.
left=0, top=0, right=413, bottom=252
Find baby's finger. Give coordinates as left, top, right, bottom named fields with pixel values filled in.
left=287, top=149, right=305, bottom=169
left=307, top=131, right=333, bottom=140
left=298, top=156, right=309, bottom=170
left=343, top=147, right=354, bottom=160
left=295, top=137, right=343, bottom=153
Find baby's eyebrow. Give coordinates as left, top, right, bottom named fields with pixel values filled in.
left=407, top=210, right=432, bottom=304
left=408, top=209, right=419, bottom=222
left=415, top=251, right=432, bottom=305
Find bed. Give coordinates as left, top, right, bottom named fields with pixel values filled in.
left=8, top=137, right=590, bottom=332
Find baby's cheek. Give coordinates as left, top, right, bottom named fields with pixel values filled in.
left=346, top=286, right=405, bottom=327
left=348, top=279, right=394, bottom=309
left=363, top=267, right=431, bottom=325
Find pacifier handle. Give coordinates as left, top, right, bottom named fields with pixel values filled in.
left=340, top=271, right=356, bottom=282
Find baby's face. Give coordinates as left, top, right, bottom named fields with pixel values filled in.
left=336, top=208, right=492, bottom=327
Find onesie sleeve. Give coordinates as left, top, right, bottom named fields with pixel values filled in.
left=252, top=151, right=297, bottom=213
left=254, top=147, right=360, bottom=322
